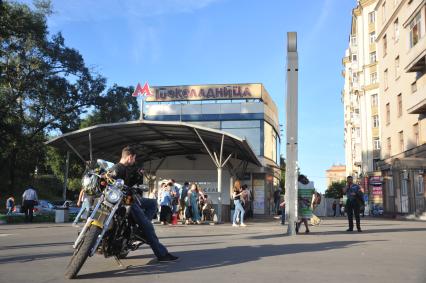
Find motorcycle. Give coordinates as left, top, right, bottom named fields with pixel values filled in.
left=65, top=160, right=148, bottom=279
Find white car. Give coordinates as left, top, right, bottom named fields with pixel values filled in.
left=33, top=200, right=55, bottom=215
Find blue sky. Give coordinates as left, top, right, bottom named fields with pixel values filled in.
left=23, top=0, right=356, bottom=192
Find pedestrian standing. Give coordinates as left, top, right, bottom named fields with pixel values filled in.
left=22, top=185, right=38, bottom=222
left=279, top=198, right=285, bottom=225
left=188, top=183, right=202, bottom=224
left=343, top=176, right=363, bottom=232
left=295, top=175, right=315, bottom=234
left=179, top=182, right=189, bottom=222
left=159, top=185, right=172, bottom=225
left=73, top=188, right=93, bottom=227
left=232, top=180, right=246, bottom=227
left=332, top=201, right=337, bottom=217
left=273, top=188, right=281, bottom=215
left=6, top=196, right=15, bottom=215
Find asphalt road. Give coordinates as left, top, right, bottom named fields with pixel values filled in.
left=0, top=217, right=425, bottom=283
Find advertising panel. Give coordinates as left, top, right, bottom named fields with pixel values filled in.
left=253, top=186, right=265, bottom=215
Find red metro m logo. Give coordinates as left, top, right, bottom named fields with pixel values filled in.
left=132, top=82, right=153, bottom=97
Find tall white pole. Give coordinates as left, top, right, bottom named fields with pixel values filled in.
left=140, top=96, right=144, bottom=121
left=285, top=32, right=299, bottom=236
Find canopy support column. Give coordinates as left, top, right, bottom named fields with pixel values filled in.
left=63, top=138, right=86, bottom=165
left=194, top=129, right=232, bottom=223
left=63, top=151, right=70, bottom=201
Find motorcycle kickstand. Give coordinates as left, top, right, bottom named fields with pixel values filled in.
left=114, top=256, right=129, bottom=269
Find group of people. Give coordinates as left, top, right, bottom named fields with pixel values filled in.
left=153, top=180, right=214, bottom=225
left=294, top=174, right=363, bottom=233
left=4, top=185, right=39, bottom=222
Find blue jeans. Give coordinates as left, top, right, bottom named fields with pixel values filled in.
left=131, top=200, right=168, bottom=258
left=73, top=199, right=91, bottom=224
left=274, top=201, right=280, bottom=214
left=138, top=197, right=157, bottom=220
left=233, top=200, right=245, bottom=224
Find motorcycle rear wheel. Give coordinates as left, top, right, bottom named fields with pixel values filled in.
left=65, top=225, right=102, bottom=279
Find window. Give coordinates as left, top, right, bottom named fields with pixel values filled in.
left=369, top=32, right=376, bottom=44
left=353, top=72, right=358, bottom=83
left=351, top=36, right=357, bottom=46
left=388, top=176, right=394, bottom=196
left=411, top=81, right=417, bottom=93
left=370, top=72, right=377, bottom=84
left=395, top=56, right=400, bottom=78
left=370, top=51, right=377, bottom=63
left=397, top=93, right=402, bottom=117
left=387, top=137, right=392, bottom=156
left=409, top=12, right=422, bottom=47
left=369, top=11, right=375, bottom=23
left=373, top=138, right=381, bottom=150
left=352, top=54, right=357, bottom=62
left=371, top=94, right=378, bottom=107
left=399, top=131, right=404, bottom=152
left=394, top=18, right=399, bottom=42
left=372, top=115, right=379, bottom=128
left=413, top=123, right=419, bottom=146
left=401, top=174, right=408, bottom=195
left=384, top=69, right=388, bottom=89
left=383, top=34, right=387, bottom=56
left=386, top=103, right=390, bottom=124
left=416, top=174, right=424, bottom=194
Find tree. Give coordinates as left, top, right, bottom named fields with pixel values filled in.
left=325, top=180, right=346, bottom=199
left=0, top=1, right=106, bottom=194
left=80, top=84, right=139, bottom=128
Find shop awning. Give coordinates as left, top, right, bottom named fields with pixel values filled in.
left=45, top=120, right=261, bottom=167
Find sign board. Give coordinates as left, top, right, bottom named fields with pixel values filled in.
left=253, top=186, right=265, bottom=214
left=146, top=83, right=264, bottom=102
left=132, top=82, right=153, bottom=97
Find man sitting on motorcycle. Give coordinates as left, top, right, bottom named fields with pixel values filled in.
left=108, top=145, right=178, bottom=262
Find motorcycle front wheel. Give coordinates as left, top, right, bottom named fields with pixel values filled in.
left=65, top=225, right=102, bottom=279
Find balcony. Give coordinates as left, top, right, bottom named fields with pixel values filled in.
left=407, top=82, right=426, bottom=114
left=405, top=35, right=426, bottom=73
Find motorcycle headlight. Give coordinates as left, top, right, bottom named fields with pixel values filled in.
left=105, top=188, right=122, bottom=204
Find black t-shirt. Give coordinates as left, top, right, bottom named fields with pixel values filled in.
left=109, top=163, right=142, bottom=187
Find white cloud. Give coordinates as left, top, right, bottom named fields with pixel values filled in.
left=47, top=0, right=221, bottom=24
left=300, top=0, right=335, bottom=51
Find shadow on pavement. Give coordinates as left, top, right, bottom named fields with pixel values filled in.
left=311, top=227, right=426, bottom=235
left=0, top=251, right=73, bottom=264
left=77, top=241, right=365, bottom=279
left=0, top=241, right=73, bottom=251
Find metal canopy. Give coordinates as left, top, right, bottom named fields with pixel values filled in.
left=45, top=120, right=261, bottom=167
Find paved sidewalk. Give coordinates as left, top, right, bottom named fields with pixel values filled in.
left=0, top=217, right=425, bottom=283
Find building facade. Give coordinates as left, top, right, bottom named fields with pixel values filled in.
left=375, top=0, right=426, bottom=215
left=144, top=83, right=281, bottom=216
left=342, top=0, right=381, bottom=182
left=325, top=164, right=347, bottom=187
